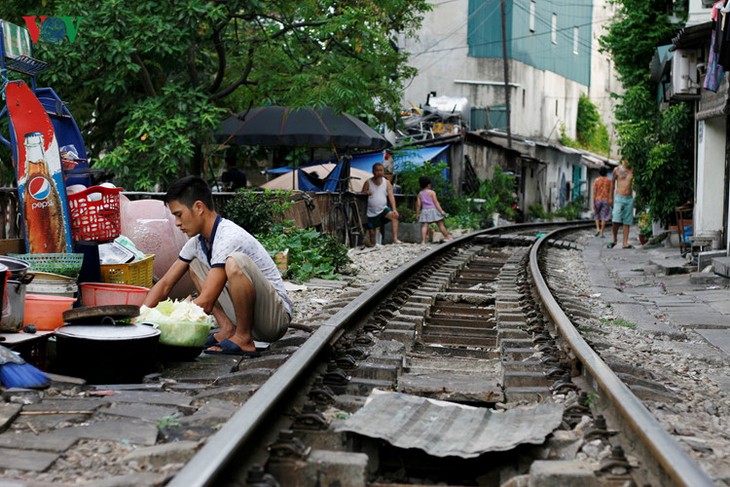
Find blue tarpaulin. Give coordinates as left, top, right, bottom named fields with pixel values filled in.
left=266, top=145, right=450, bottom=174
left=391, top=145, right=449, bottom=172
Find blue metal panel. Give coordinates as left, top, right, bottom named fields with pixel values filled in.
left=487, top=105, right=507, bottom=130
left=471, top=107, right=489, bottom=130
left=468, top=0, right=592, bottom=86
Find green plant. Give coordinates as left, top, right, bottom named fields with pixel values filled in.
left=222, top=190, right=293, bottom=235
left=396, top=160, right=461, bottom=214
left=528, top=203, right=552, bottom=220
left=575, top=94, right=611, bottom=155
left=257, top=223, right=351, bottom=282
left=585, top=392, right=599, bottom=406
left=600, top=317, right=637, bottom=329
left=476, top=166, right=517, bottom=220
left=554, top=198, right=584, bottom=220
left=600, top=1, right=693, bottom=226
left=398, top=206, right=418, bottom=224
left=157, top=412, right=182, bottom=429
left=638, top=210, right=652, bottom=236
left=445, top=212, right=482, bottom=231
left=1, top=1, right=432, bottom=182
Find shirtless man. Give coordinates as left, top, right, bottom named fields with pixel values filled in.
left=608, top=159, right=634, bottom=249
left=362, top=162, right=400, bottom=246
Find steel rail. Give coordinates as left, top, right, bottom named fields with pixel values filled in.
left=529, top=229, right=715, bottom=487
left=169, top=233, right=474, bottom=486
left=170, top=220, right=589, bottom=486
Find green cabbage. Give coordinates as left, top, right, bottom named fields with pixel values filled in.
left=138, top=299, right=214, bottom=347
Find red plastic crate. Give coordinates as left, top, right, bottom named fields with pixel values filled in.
left=67, top=185, right=123, bottom=243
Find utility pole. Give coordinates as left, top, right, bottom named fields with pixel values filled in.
left=501, top=0, right=512, bottom=148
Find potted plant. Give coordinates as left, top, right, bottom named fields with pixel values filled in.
left=638, top=211, right=652, bottom=245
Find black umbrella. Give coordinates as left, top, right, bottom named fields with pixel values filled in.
left=215, top=106, right=390, bottom=150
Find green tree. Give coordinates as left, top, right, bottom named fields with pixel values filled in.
left=560, top=94, right=611, bottom=155
left=0, top=0, right=430, bottom=189
left=600, top=0, right=692, bottom=224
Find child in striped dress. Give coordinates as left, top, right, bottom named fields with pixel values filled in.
left=416, top=176, right=452, bottom=244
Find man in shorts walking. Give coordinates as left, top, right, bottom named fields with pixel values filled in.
left=362, top=162, right=400, bottom=246
left=608, top=159, right=635, bottom=249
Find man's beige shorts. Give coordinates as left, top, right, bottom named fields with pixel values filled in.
left=190, top=253, right=290, bottom=342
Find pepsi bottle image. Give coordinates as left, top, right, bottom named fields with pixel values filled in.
left=22, top=132, right=67, bottom=253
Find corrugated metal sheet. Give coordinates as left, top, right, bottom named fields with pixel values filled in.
left=336, top=390, right=564, bottom=458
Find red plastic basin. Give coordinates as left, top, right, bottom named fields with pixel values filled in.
left=24, top=294, right=76, bottom=331
left=80, top=282, right=149, bottom=307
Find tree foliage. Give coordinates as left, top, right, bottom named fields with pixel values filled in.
left=599, top=1, right=678, bottom=89
left=0, top=0, right=430, bottom=189
left=600, top=0, right=692, bottom=224
left=561, top=93, right=610, bottom=155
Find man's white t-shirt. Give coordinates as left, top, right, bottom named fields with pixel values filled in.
left=178, top=216, right=293, bottom=317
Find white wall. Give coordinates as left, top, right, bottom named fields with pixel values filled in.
left=696, top=118, right=726, bottom=236
left=589, top=0, right=623, bottom=156
left=687, top=0, right=713, bottom=25
left=399, top=0, right=588, bottom=142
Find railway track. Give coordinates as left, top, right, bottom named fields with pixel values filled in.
left=0, top=223, right=717, bottom=486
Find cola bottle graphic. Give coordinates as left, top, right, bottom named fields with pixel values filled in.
left=22, top=132, right=67, bottom=253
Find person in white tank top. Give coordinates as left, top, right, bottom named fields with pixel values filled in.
left=361, top=162, right=400, bottom=246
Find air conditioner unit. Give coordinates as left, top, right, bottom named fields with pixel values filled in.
left=671, top=49, right=698, bottom=95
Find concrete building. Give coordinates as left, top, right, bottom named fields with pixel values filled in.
left=400, top=0, right=619, bottom=144
left=670, top=0, right=726, bottom=251
left=398, top=0, right=621, bottom=214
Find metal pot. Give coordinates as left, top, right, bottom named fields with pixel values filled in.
left=0, top=256, right=30, bottom=280
left=53, top=323, right=160, bottom=384
left=0, top=278, right=31, bottom=332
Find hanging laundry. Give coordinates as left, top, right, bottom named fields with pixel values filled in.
left=705, top=28, right=725, bottom=92
left=714, top=2, right=730, bottom=71
left=713, top=1, right=725, bottom=21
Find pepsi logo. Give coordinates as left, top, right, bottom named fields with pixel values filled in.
left=28, top=176, right=51, bottom=201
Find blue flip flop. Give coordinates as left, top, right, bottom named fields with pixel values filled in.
left=205, top=339, right=261, bottom=357
left=203, top=333, right=219, bottom=349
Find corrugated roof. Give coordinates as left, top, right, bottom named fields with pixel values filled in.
left=671, top=21, right=712, bottom=51
left=335, top=390, right=564, bottom=458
